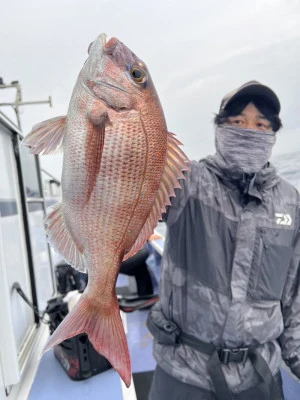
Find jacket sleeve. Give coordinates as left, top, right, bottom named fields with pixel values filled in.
left=278, top=226, right=300, bottom=378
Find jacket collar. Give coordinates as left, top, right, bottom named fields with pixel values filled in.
left=203, top=154, right=280, bottom=201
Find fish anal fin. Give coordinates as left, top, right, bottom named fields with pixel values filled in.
left=22, top=116, right=67, bottom=155
left=84, top=110, right=108, bottom=203
left=44, top=203, right=86, bottom=272
left=123, top=132, right=190, bottom=261
left=42, top=295, right=131, bottom=388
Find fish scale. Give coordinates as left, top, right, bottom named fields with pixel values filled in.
left=22, top=33, right=190, bottom=387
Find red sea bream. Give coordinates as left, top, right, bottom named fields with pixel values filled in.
left=23, top=33, right=190, bottom=387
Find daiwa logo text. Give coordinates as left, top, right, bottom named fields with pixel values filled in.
left=275, top=213, right=292, bottom=226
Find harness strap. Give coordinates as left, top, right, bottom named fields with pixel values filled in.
left=207, top=350, right=234, bottom=400
left=147, top=310, right=282, bottom=399
left=180, top=332, right=283, bottom=399
left=249, top=350, right=280, bottom=399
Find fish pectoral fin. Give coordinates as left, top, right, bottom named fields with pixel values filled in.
left=22, top=116, right=67, bottom=155
left=123, top=131, right=190, bottom=261
left=42, top=294, right=131, bottom=388
left=84, top=109, right=108, bottom=203
left=44, top=203, right=86, bottom=272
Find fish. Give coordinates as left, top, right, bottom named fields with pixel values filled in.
left=22, top=33, right=190, bottom=387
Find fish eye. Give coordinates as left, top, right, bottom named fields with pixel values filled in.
left=130, top=67, right=146, bottom=84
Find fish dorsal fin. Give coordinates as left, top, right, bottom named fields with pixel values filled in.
left=22, top=116, right=67, bottom=154
left=44, top=203, right=86, bottom=272
left=123, top=132, right=190, bottom=261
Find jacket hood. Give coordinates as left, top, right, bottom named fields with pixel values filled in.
left=203, top=154, right=280, bottom=200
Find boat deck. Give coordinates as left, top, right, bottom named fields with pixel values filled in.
left=27, top=307, right=300, bottom=400
left=28, top=271, right=155, bottom=400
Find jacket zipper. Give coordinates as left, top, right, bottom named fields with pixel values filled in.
left=168, top=290, right=173, bottom=320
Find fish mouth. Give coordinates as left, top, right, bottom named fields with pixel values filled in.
left=83, top=34, right=129, bottom=109
left=100, top=33, right=119, bottom=55
left=97, top=33, right=119, bottom=55
left=91, top=34, right=127, bottom=94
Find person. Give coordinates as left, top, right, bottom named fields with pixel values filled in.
left=120, top=233, right=163, bottom=297
left=147, top=81, right=300, bottom=400
left=120, top=245, right=154, bottom=297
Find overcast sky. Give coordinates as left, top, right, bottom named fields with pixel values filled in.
left=1, top=0, right=300, bottom=180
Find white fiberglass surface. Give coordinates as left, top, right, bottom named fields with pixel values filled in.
left=0, top=127, right=34, bottom=349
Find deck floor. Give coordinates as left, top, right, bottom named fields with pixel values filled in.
left=28, top=272, right=300, bottom=400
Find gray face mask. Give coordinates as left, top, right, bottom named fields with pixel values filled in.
left=215, top=126, right=276, bottom=174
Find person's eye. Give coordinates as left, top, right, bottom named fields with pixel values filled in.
left=233, top=119, right=242, bottom=125
left=257, top=122, right=267, bottom=129
left=227, top=117, right=244, bottom=126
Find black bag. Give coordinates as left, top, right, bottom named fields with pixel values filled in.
left=45, top=296, right=112, bottom=380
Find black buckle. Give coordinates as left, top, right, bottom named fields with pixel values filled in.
left=218, top=348, right=249, bottom=365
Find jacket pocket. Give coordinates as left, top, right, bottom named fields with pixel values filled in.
left=248, top=228, right=293, bottom=301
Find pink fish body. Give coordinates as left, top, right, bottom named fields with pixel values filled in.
left=23, top=33, right=189, bottom=387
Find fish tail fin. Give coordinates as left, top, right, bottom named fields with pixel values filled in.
left=42, top=295, right=131, bottom=387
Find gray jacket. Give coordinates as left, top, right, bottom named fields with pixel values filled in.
left=150, top=155, right=300, bottom=394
